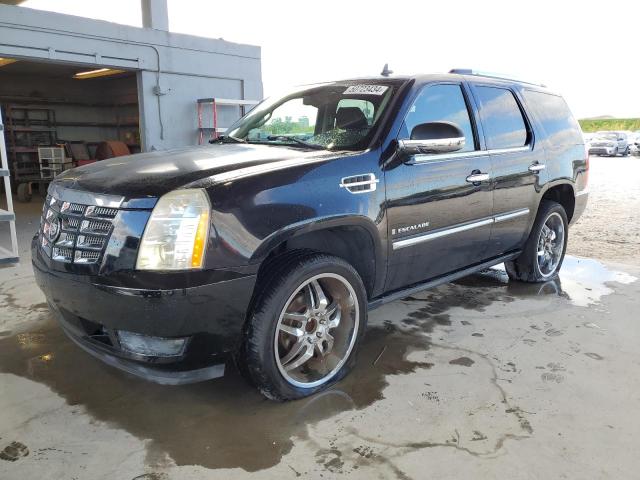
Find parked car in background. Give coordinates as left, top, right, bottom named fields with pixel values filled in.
left=32, top=71, right=589, bottom=400
left=588, top=131, right=630, bottom=156
left=630, top=132, right=640, bottom=155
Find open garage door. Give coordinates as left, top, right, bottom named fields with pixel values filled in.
left=0, top=57, right=140, bottom=202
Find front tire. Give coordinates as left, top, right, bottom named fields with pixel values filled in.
left=505, top=200, right=568, bottom=283
left=241, top=252, right=367, bottom=401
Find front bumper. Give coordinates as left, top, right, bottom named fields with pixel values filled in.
left=589, top=146, right=616, bottom=155
left=32, top=238, right=257, bottom=385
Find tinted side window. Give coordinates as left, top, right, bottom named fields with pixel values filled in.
left=522, top=90, right=583, bottom=145
left=475, top=86, right=528, bottom=149
left=400, top=84, right=475, bottom=152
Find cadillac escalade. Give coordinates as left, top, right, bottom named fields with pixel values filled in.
left=32, top=70, right=589, bottom=400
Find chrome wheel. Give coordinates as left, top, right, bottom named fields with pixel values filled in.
left=274, top=273, right=359, bottom=388
left=537, top=212, right=565, bottom=278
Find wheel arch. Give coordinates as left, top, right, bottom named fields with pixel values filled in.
left=250, top=215, right=385, bottom=299
left=539, top=182, right=576, bottom=223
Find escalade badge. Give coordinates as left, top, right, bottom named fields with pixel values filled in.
left=46, top=216, right=61, bottom=243
left=392, top=221, right=430, bottom=236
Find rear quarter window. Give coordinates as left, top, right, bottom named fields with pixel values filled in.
left=474, top=86, right=529, bottom=149
left=522, top=90, right=583, bottom=145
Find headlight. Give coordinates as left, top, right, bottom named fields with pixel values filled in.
left=136, top=189, right=210, bottom=270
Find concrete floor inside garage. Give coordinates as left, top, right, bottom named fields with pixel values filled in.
left=0, top=156, right=639, bottom=480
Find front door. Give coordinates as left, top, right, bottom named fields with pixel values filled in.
left=469, top=84, right=548, bottom=257
left=384, top=83, right=493, bottom=292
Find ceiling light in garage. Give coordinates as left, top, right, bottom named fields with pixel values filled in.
left=73, top=68, right=126, bottom=79
left=0, top=57, right=18, bottom=67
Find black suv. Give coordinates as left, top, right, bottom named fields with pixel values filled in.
left=32, top=70, right=589, bottom=400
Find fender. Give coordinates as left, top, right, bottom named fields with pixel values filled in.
left=250, top=214, right=387, bottom=296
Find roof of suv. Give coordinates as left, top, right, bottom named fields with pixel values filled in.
left=337, top=72, right=555, bottom=94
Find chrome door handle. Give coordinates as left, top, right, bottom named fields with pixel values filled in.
left=466, top=172, right=490, bottom=183
left=528, top=163, right=546, bottom=173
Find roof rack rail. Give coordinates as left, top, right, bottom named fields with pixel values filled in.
left=448, top=69, right=546, bottom=87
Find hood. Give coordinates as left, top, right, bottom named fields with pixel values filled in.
left=53, top=144, right=333, bottom=201
left=591, top=138, right=616, bottom=145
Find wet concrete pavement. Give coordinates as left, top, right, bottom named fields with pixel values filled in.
left=1, top=199, right=640, bottom=479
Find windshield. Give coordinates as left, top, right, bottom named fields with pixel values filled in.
left=594, top=132, right=617, bottom=141
left=225, top=81, right=400, bottom=151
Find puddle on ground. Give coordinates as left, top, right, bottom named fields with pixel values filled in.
left=551, top=256, right=636, bottom=306
left=0, top=255, right=634, bottom=471
left=453, top=256, right=636, bottom=308
left=0, top=321, right=431, bottom=472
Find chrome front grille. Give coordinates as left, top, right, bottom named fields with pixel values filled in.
left=60, top=202, right=86, bottom=215
left=74, top=250, right=101, bottom=264
left=56, top=232, right=76, bottom=248
left=62, top=217, right=80, bottom=230
left=76, top=234, right=104, bottom=250
left=85, top=206, right=118, bottom=218
left=39, top=194, right=118, bottom=265
left=52, top=246, right=74, bottom=262
left=80, top=219, right=111, bottom=235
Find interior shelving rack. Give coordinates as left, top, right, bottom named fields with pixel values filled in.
left=5, top=105, right=58, bottom=180
left=197, top=97, right=259, bottom=144
left=0, top=106, right=19, bottom=266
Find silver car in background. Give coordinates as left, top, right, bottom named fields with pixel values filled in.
left=588, top=131, right=630, bottom=156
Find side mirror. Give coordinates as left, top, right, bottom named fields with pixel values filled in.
left=398, top=121, right=465, bottom=155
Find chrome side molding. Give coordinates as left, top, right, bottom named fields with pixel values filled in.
left=392, top=208, right=530, bottom=250
left=412, top=145, right=531, bottom=164
left=393, top=217, right=494, bottom=249
left=494, top=208, right=530, bottom=223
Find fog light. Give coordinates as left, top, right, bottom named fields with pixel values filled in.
left=117, top=331, right=188, bottom=357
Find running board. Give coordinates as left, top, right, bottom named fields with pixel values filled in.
left=368, top=251, right=521, bottom=310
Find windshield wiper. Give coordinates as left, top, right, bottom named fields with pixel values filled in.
left=266, top=135, right=326, bottom=150
left=210, top=135, right=246, bottom=144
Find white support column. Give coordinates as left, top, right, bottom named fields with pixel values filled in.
left=141, top=0, right=169, bottom=31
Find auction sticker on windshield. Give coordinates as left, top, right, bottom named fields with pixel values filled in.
left=343, top=85, right=389, bottom=95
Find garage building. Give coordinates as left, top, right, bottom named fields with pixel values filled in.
left=0, top=0, right=262, bottom=197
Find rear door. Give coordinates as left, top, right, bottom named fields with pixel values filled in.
left=384, top=82, right=493, bottom=291
left=470, top=84, right=547, bottom=257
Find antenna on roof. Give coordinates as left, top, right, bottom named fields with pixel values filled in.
left=380, top=63, right=393, bottom=77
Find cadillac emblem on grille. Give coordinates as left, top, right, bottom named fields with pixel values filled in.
left=46, top=216, right=61, bottom=243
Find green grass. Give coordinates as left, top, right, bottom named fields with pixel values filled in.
left=579, top=118, right=640, bottom=133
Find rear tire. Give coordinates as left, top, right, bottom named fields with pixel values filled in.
left=240, top=252, right=367, bottom=401
left=505, top=200, right=568, bottom=283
